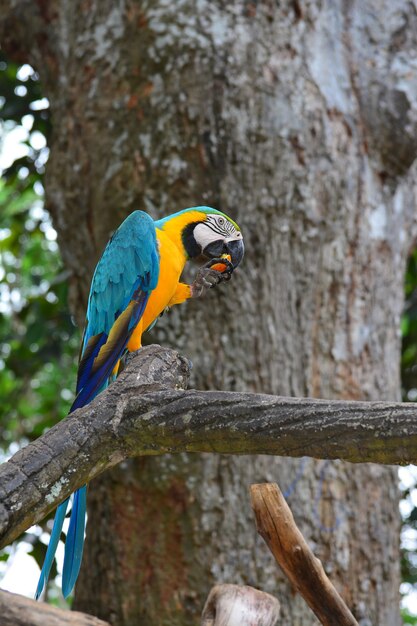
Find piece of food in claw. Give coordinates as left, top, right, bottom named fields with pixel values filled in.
left=210, top=254, right=232, bottom=273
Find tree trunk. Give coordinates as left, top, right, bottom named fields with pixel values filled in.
left=3, top=1, right=417, bottom=625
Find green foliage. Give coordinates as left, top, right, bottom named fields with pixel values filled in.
left=401, top=488, right=417, bottom=588
left=402, top=607, right=417, bottom=625
left=0, top=187, right=79, bottom=446
left=0, top=54, right=79, bottom=447
left=0, top=54, right=79, bottom=599
left=402, top=247, right=417, bottom=401
left=401, top=252, right=417, bottom=613
left=0, top=51, right=50, bottom=147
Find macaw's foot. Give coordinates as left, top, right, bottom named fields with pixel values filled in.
left=191, top=258, right=234, bottom=297
left=191, top=266, right=222, bottom=297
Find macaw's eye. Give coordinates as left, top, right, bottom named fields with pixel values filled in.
left=218, top=217, right=225, bottom=225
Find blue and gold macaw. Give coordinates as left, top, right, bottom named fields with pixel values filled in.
left=35, top=206, right=244, bottom=599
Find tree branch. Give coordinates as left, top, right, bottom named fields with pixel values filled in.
left=250, top=484, right=357, bottom=626
left=1, top=344, right=416, bottom=549
left=0, top=589, right=110, bottom=626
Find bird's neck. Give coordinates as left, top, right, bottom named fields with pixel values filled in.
left=155, top=210, right=205, bottom=262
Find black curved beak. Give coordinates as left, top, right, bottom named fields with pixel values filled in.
left=203, top=238, right=244, bottom=269
left=226, top=239, right=244, bottom=268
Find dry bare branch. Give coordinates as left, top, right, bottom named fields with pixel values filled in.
left=250, top=483, right=358, bottom=626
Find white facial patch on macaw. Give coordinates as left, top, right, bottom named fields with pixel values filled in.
left=194, top=215, right=242, bottom=249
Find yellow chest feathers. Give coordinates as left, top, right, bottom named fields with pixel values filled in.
left=140, top=227, right=187, bottom=330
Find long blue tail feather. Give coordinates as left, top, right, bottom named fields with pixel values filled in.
left=62, top=485, right=87, bottom=598
left=35, top=497, right=70, bottom=600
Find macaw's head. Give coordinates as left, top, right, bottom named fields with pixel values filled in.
left=181, top=207, right=244, bottom=269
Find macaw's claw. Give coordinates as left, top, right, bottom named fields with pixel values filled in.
left=192, top=257, right=235, bottom=297
left=191, top=266, right=222, bottom=297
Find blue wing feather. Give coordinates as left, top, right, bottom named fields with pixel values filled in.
left=74, top=211, right=159, bottom=407
left=71, top=291, right=149, bottom=410
left=36, top=211, right=160, bottom=599
left=84, top=211, right=159, bottom=348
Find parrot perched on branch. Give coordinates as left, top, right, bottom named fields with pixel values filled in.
left=35, top=206, right=244, bottom=599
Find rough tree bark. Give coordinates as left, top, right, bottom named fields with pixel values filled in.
left=2, top=2, right=417, bottom=625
